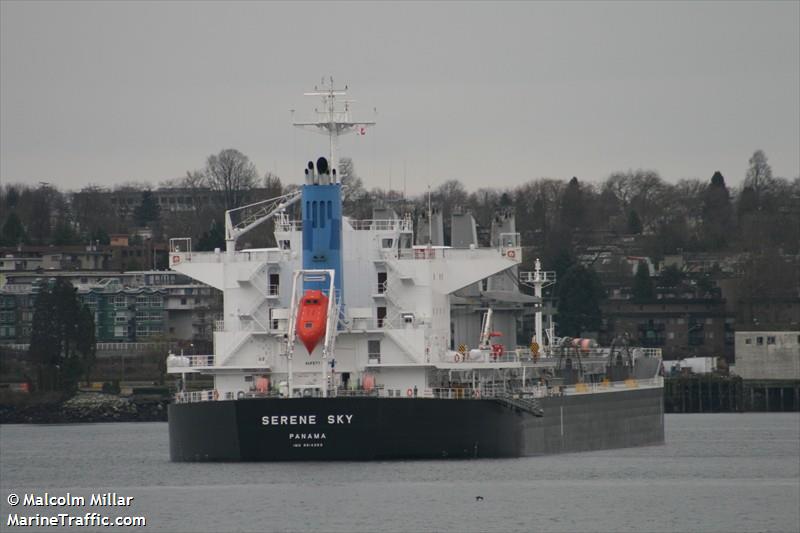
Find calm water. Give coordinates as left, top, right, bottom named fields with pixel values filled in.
left=1, top=414, right=798, bottom=533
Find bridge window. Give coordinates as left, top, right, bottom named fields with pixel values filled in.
left=368, top=340, right=381, bottom=362
left=377, top=272, right=387, bottom=293
left=269, top=274, right=279, bottom=296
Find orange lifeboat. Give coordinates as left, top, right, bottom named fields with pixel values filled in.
left=296, top=290, right=329, bottom=353
left=362, top=373, right=375, bottom=391
left=255, top=376, right=269, bottom=394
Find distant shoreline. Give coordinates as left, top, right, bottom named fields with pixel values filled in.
left=0, top=392, right=168, bottom=424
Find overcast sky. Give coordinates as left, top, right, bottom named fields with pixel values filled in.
left=1, top=1, right=798, bottom=194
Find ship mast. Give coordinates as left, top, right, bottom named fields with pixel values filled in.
left=292, top=77, right=376, bottom=174
left=520, top=259, right=556, bottom=352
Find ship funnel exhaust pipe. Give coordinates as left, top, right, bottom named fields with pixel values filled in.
left=308, top=161, right=318, bottom=185
left=317, top=157, right=330, bottom=184
left=316, top=157, right=329, bottom=175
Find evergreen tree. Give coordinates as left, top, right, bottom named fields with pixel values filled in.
left=28, top=286, right=60, bottom=391
left=632, top=261, right=654, bottom=301
left=28, top=279, right=96, bottom=391
left=659, top=264, right=684, bottom=288
left=1, top=212, right=27, bottom=245
left=52, top=279, right=80, bottom=363
left=5, top=186, right=19, bottom=209
left=559, top=177, right=585, bottom=229
left=557, top=264, right=603, bottom=337
left=700, top=171, right=733, bottom=249
left=196, top=219, right=226, bottom=251
left=90, top=227, right=111, bottom=245
left=626, top=209, right=643, bottom=234
left=134, top=190, right=161, bottom=227
left=532, top=194, right=547, bottom=233
left=551, top=248, right=575, bottom=282
left=51, top=220, right=78, bottom=245
left=76, top=305, right=96, bottom=385
left=737, top=186, right=758, bottom=219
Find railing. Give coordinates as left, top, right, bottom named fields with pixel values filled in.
left=640, top=348, right=662, bottom=358
left=169, top=237, right=192, bottom=254
left=348, top=312, right=413, bottom=331
left=171, top=249, right=285, bottom=264
left=349, top=219, right=413, bottom=232
left=167, top=354, right=215, bottom=369
left=97, top=342, right=174, bottom=352
left=333, top=389, right=380, bottom=398
left=398, top=248, right=441, bottom=260
left=519, top=270, right=557, bottom=284
left=172, top=377, right=664, bottom=404
left=395, top=246, right=517, bottom=261
left=174, top=390, right=217, bottom=403
left=1, top=342, right=176, bottom=354
left=275, top=219, right=302, bottom=232
left=429, top=387, right=481, bottom=399
left=446, top=349, right=540, bottom=364
left=498, top=232, right=520, bottom=248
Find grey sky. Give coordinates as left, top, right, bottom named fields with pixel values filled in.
left=1, top=1, right=798, bottom=194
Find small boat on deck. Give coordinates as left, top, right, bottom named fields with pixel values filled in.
left=296, top=289, right=328, bottom=353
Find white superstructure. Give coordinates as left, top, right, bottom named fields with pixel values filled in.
left=167, top=206, right=524, bottom=398
left=166, top=83, right=662, bottom=402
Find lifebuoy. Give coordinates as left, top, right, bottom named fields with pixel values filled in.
left=474, top=389, right=481, bottom=399
left=491, top=344, right=504, bottom=358
left=172, top=255, right=181, bottom=264
left=454, top=353, right=461, bottom=363
left=507, top=250, right=516, bottom=259
left=212, top=389, right=219, bottom=401
left=406, top=388, right=413, bottom=397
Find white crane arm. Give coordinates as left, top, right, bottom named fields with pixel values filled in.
left=225, top=190, right=302, bottom=248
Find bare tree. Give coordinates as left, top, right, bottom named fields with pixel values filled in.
left=744, top=149, right=775, bottom=205
left=72, top=185, right=119, bottom=237
left=204, top=149, right=259, bottom=211
left=339, top=157, right=371, bottom=219
left=263, top=172, right=282, bottom=193
left=183, top=170, right=208, bottom=189
left=603, top=172, right=631, bottom=205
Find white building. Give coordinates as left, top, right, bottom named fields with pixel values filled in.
left=734, top=331, right=800, bottom=380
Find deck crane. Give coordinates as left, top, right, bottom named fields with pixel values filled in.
left=224, top=190, right=302, bottom=254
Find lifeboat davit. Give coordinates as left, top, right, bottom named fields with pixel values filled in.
left=296, top=290, right=329, bottom=353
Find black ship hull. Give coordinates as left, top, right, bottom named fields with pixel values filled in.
left=168, top=387, right=664, bottom=461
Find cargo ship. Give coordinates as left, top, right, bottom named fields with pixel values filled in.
left=166, top=82, right=664, bottom=461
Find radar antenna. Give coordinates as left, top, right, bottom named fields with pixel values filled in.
left=292, top=77, right=376, bottom=174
